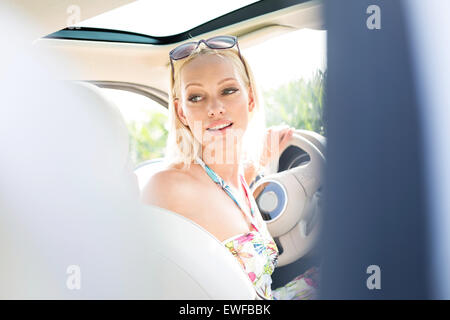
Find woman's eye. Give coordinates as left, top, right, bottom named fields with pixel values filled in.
left=222, top=88, right=238, bottom=95
left=188, top=95, right=203, bottom=103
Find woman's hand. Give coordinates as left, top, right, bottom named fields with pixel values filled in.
left=243, top=125, right=294, bottom=187
left=260, top=125, right=295, bottom=168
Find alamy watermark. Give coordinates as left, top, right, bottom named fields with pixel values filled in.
left=66, top=5, right=81, bottom=30
left=366, top=5, right=381, bottom=30
left=175, top=120, right=280, bottom=166
left=366, top=264, right=381, bottom=290
left=66, top=265, right=81, bottom=290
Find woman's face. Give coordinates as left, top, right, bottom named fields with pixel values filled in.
left=175, top=54, right=254, bottom=164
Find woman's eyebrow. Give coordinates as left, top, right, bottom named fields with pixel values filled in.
left=185, top=77, right=237, bottom=90
left=185, top=82, right=203, bottom=90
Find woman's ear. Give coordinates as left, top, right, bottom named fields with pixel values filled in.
left=174, top=98, right=189, bottom=127
left=248, top=86, right=255, bottom=112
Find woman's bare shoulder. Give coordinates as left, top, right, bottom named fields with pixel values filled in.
left=140, top=163, right=203, bottom=213
left=141, top=165, right=195, bottom=197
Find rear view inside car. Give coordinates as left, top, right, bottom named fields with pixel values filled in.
left=2, top=0, right=450, bottom=301
left=2, top=0, right=326, bottom=299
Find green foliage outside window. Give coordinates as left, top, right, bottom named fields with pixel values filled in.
left=127, top=110, right=168, bottom=165
left=263, top=70, right=326, bottom=136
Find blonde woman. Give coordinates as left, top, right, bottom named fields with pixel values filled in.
left=141, top=35, right=318, bottom=299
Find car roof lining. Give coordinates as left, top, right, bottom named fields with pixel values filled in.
left=6, top=0, right=135, bottom=41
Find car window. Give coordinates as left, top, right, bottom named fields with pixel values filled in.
left=243, top=28, right=327, bottom=136
left=99, top=87, right=168, bottom=166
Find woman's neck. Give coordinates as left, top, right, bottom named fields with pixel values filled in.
left=200, top=151, right=243, bottom=190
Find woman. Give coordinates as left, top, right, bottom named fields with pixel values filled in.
left=141, top=35, right=318, bottom=300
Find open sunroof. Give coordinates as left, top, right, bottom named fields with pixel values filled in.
left=45, top=0, right=311, bottom=44
left=71, top=0, right=260, bottom=37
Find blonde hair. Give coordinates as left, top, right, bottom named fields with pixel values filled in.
left=164, top=43, right=266, bottom=171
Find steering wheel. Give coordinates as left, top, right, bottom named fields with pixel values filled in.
left=250, top=130, right=325, bottom=266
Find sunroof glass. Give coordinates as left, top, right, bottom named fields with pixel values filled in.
left=71, top=0, right=260, bottom=37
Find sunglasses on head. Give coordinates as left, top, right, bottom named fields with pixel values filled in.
left=169, top=35, right=248, bottom=83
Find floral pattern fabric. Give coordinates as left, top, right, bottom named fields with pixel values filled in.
left=222, top=230, right=279, bottom=299
left=195, top=156, right=319, bottom=300
left=272, top=266, right=320, bottom=300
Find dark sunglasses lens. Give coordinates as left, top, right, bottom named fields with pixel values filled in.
left=206, top=36, right=236, bottom=49
left=171, top=42, right=197, bottom=60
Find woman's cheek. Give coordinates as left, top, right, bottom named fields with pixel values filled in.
left=185, top=115, right=206, bottom=142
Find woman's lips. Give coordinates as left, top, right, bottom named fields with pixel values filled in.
left=206, top=122, right=233, bottom=135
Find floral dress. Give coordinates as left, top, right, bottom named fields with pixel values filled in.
left=195, top=156, right=319, bottom=300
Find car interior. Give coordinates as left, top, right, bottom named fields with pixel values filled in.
left=5, top=0, right=450, bottom=301
left=2, top=0, right=328, bottom=298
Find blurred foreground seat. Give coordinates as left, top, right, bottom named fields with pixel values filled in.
left=0, top=3, right=254, bottom=299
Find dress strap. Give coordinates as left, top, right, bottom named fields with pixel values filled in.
left=195, top=156, right=258, bottom=224
left=239, top=174, right=255, bottom=217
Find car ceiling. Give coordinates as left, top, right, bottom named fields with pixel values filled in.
left=5, top=0, right=135, bottom=41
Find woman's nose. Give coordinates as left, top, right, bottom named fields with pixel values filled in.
left=207, top=100, right=226, bottom=117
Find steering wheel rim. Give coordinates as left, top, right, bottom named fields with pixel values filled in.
left=250, top=131, right=325, bottom=264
